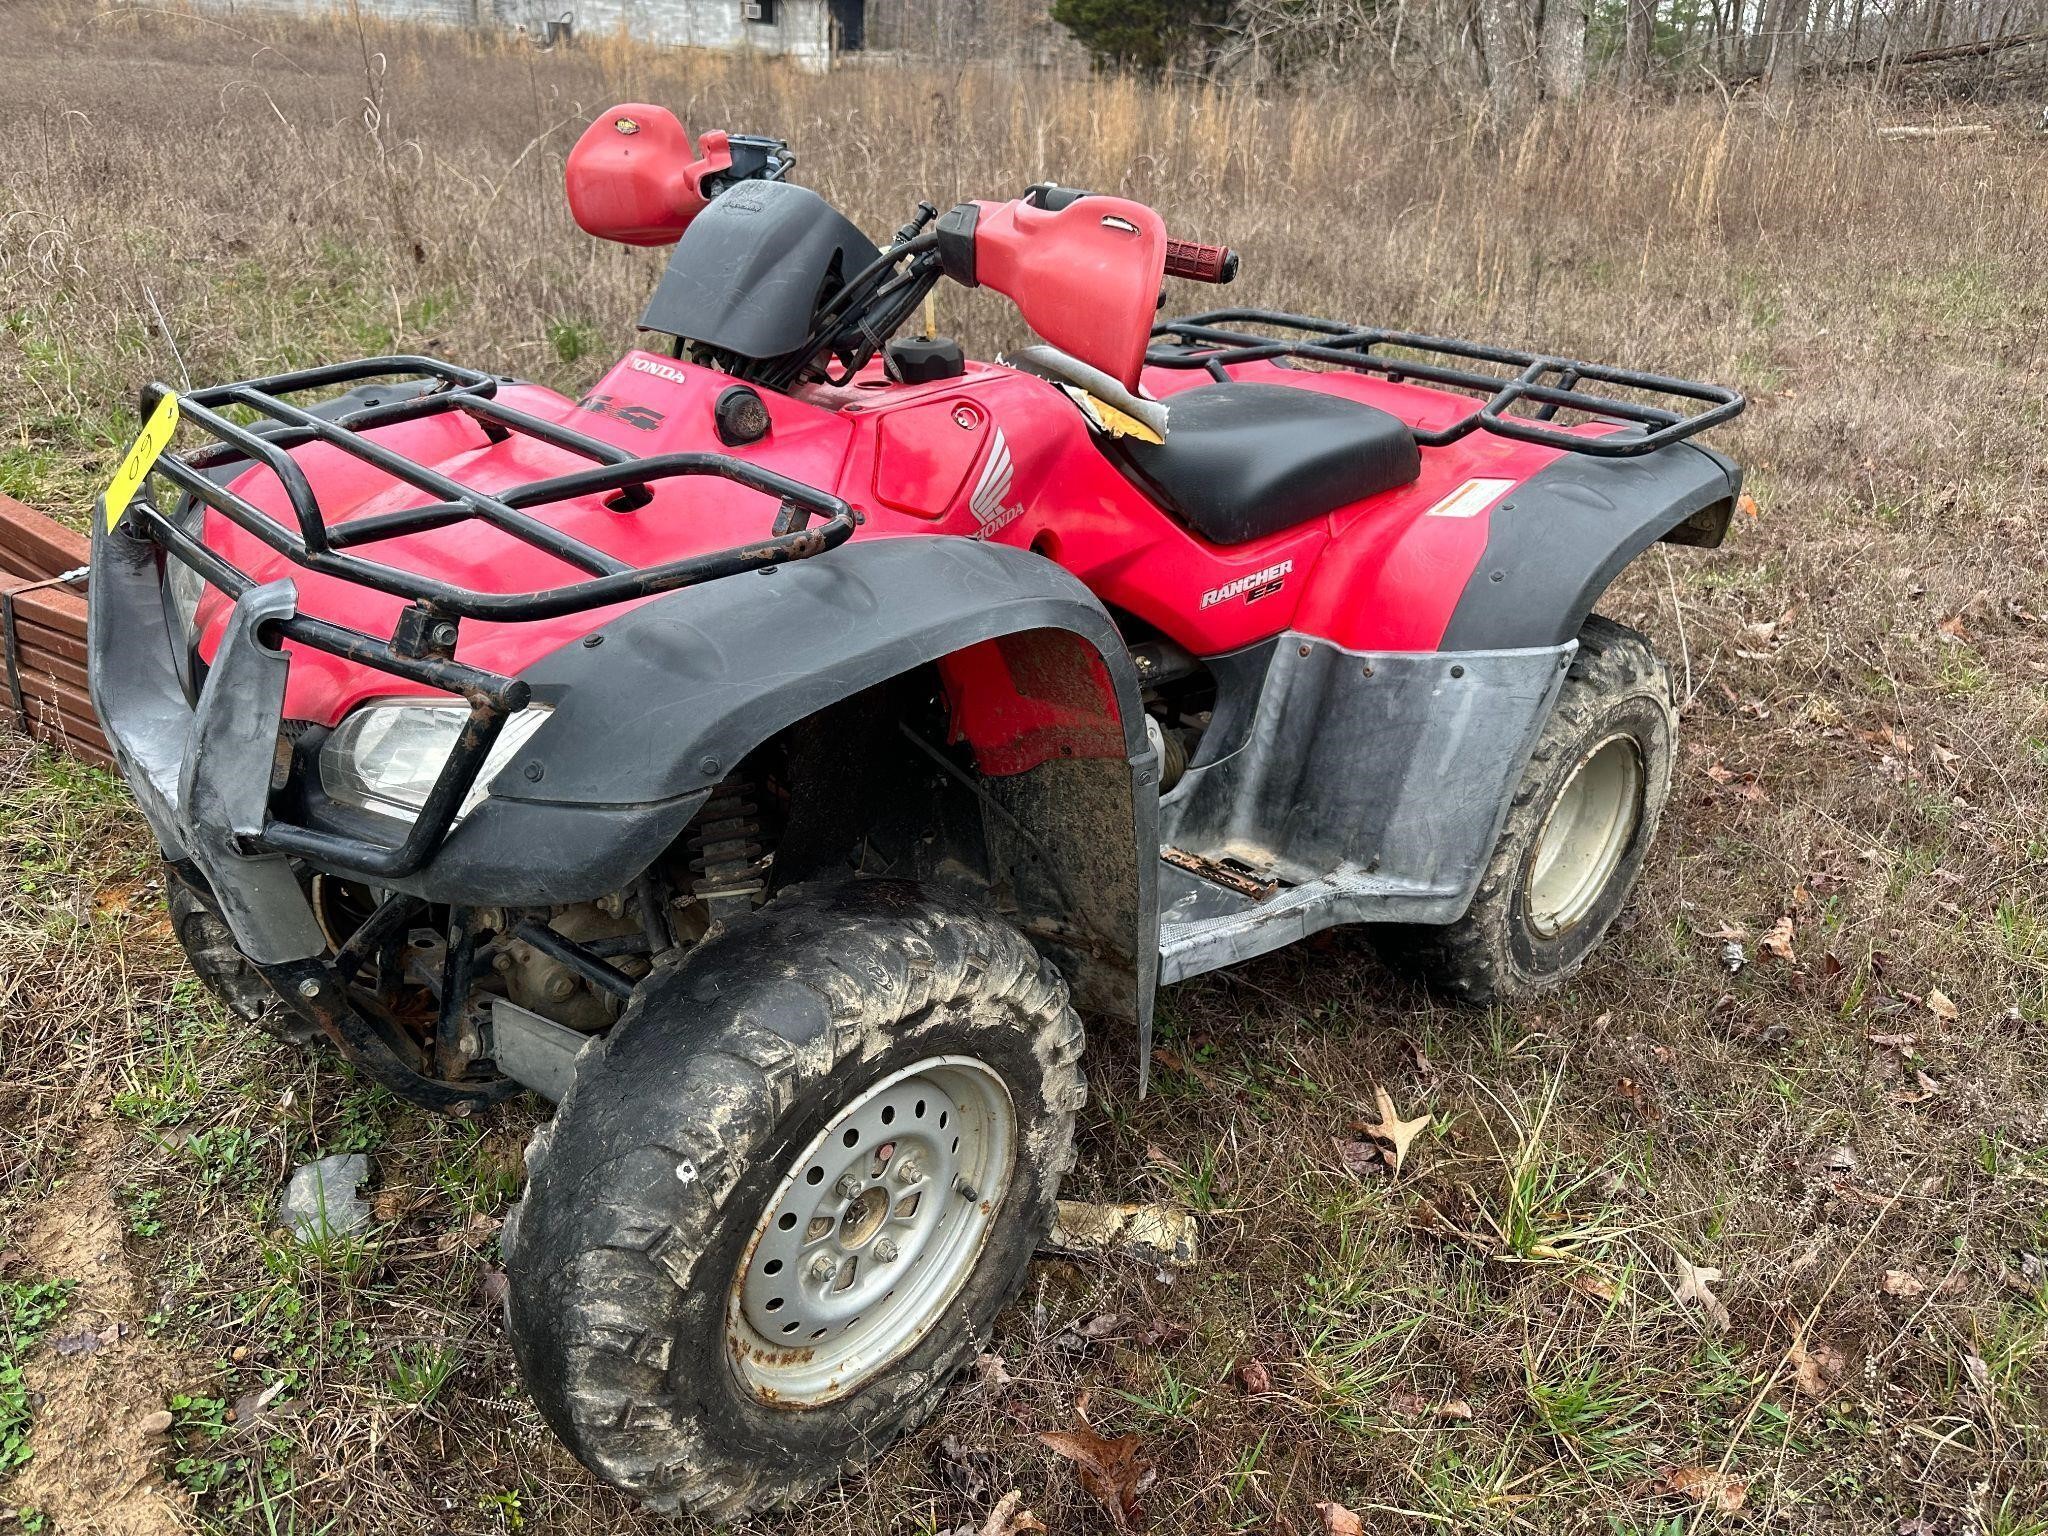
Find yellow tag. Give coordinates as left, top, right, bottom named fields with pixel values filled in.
left=1088, top=396, right=1164, bottom=445
left=104, top=392, right=181, bottom=531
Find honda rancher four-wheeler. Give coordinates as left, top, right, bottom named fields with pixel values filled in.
left=87, top=106, right=1744, bottom=1515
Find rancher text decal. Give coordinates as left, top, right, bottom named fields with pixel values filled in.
left=1200, top=560, right=1294, bottom=609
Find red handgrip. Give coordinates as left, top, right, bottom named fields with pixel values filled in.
left=1164, top=238, right=1238, bottom=284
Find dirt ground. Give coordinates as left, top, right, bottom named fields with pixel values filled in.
left=2, top=4, right=2045, bottom=1534
left=14, top=1124, right=192, bottom=1536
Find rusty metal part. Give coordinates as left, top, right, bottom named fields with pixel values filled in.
left=1160, top=845, right=1279, bottom=903
left=256, top=954, right=514, bottom=1116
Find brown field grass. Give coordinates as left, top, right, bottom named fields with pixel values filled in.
left=3, top=3, right=2047, bottom=1533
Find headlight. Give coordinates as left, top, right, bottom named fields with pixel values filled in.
left=319, top=700, right=553, bottom=825
left=163, top=494, right=210, bottom=676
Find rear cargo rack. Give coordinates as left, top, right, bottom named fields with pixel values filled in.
left=119, top=356, right=858, bottom=881
left=1149, top=310, right=1743, bottom=458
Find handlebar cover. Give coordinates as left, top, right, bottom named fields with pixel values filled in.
left=963, top=196, right=1167, bottom=390
left=566, top=105, right=734, bottom=247
left=1164, top=239, right=1239, bottom=284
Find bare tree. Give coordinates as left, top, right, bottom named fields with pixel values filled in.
left=1622, top=0, right=1659, bottom=81
left=1538, top=0, right=1589, bottom=94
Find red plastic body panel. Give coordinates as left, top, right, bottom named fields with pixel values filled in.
left=871, top=395, right=990, bottom=518
left=565, top=107, right=732, bottom=247
left=936, top=631, right=1127, bottom=775
left=968, top=197, right=1165, bottom=389
left=196, top=345, right=1596, bottom=741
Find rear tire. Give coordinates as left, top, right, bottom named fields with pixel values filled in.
left=502, top=879, right=1085, bottom=1518
left=1378, top=615, right=1675, bottom=1004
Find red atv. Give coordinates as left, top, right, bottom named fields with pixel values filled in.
left=88, top=106, right=1743, bottom=1514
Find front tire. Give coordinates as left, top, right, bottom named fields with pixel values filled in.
left=1380, top=615, right=1675, bottom=1003
left=502, top=880, right=1085, bottom=1518
left=165, top=867, right=318, bottom=1045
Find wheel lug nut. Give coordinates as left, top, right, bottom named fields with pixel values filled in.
left=807, top=1253, right=837, bottom=1282
left=895, top=1155, right=922, bottom=1185
left=873, top=1238, right=899, bottom=1263
left=835, top=1174, right=863, bottom=1201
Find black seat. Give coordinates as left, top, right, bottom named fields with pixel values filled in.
left=1107, top=382, right=1421, bottom=545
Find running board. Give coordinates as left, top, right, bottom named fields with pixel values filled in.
left=1156, top=854, right=1466, bottom=983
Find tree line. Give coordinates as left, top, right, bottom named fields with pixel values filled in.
left=1040, top=0, right=2047, bottom=104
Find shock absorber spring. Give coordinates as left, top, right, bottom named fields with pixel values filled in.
left=687, top=777, right=769, bottom=923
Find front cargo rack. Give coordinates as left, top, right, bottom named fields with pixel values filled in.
left=119, top=356, right=857, bottom=882
left=1149, top=310, right=1744, bottom=458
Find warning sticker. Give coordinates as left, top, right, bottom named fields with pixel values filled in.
left=1422, top=477, right=1515, bottom=520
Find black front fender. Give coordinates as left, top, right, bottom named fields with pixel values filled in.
left=499, top=537, right=1148, bottom=806
left=417, top=536, right=1159, bottom=1044
left=1439, top=442, right=1741, bottom=651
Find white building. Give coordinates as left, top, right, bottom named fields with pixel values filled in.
left=501, top=0, right=858, bottom=69
left=209, top=0, right=863, bottom=71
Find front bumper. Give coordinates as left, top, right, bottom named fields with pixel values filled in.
left=88, top=514, right=708, bottom=1113
left=89, top=516, right=710, bottom=960
left=89, top=512, right=328, bottom=964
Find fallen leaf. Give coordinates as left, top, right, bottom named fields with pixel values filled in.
left=934, top=1435, right=997, bottom=1506
left=1386, top=1384, right=1428, bottom=1417
left=1566, top=1271, right=1619, bottom=1304
left=51, top=1329, right=104, bottom=1357
left=1436, top=1398, right=1474, bottom=1420
left=1315, top=1500, right=1365, bottom=1536
left=1867, top=1031, right=1916, bottom=1055
left=1235, top=1358, right=1273, bottom=1395
left=1057, top=1310, right=1127, bottom=1349
left=1925, top=988, right=1959, bottom=1022
left=977, top=1491, right=1046, bottom=1536
left=1961, top=1351, right=1992, bottom=1396
left=480, top=1269, right=510, bottom=1308
left=231, top=1379, right=286, bottom=1436
left=1359, top=1084, right=1432, bottom=1173
left=1406, top=1037, right=1438, bottom=1085
left=1139, top=1315, right=1190, bottom=1349
left=1333, top=1137, right=1386, bottom=1180
left=1881, top=1269, right=1927, bottom=1299
left=1673, top=1256, right=1731, bottom=1332
left=1039, top=1402, right=1154, bottom=1531
left=976, top=1352, right=1013, bottom=1392
left=1659, top=1465, right=1748, bottom=1511
left=1890, top=1070, right=1942, bottom=1105
left=371, top=1188, right=413, bottom=1223
left=1758, top=914, right=1797, bottom=962
left=1788, top=1336, right=1844, bottom=1398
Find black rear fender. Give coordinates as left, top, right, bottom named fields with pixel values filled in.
left=1439, top=442, right=1742, bottom=651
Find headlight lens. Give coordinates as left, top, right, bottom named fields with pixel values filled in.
left=164, top=495, right=209, bottom=664
left=319, top=701, right=553, bottom=825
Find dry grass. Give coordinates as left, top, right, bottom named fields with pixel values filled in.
left=3, top=2, right=2048, bottom=1532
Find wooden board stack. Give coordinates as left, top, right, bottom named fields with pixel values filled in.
left=0, top=493, right=111, bottom=766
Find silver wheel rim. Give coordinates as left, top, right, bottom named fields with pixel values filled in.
left=728, top=1055, right=1015, bottom=1407
left=1524, top=732, right=1645, bottom=938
